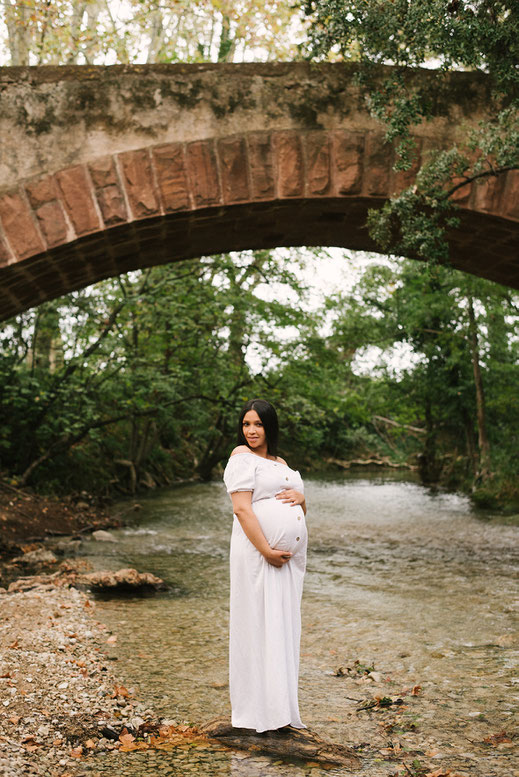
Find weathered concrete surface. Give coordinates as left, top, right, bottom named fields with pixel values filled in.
left=0, top=63, right=517, bottom=319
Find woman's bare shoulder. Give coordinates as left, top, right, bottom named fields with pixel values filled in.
left=276, top=455, right=288, bottom=465
left=230, top=445, right=251, bottom=457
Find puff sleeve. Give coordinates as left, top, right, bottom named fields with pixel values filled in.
left=223, top=454, right=256, bottom=494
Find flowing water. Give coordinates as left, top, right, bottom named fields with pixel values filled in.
left=79, top=473, right=519, bottom=776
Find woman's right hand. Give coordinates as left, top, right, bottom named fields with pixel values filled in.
left=264, top=548, right=292, bottom=567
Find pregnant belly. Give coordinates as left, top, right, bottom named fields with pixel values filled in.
left=252, top=496, right=307, bottom=554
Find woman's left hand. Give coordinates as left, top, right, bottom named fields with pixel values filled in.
left=275, top=489, right=304, bottom=506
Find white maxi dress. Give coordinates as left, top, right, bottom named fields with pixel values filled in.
left=223, top=452, right=308, bottom=732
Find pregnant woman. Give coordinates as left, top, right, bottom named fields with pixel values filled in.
left=223, top=398, right=308, bottom=733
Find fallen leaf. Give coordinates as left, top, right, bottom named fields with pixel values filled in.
left=411, top=684, right=422, bottom=695
left=106, top=635, right=117, bottom=644
left=69, top=745, right=83, bottom=758
left=9, top=715, right=20, bottom=725
left=85, top=738, right=96, bottom=749
left=119, top=733, right=135, bottom=746
left=482, top=730, right=512, bottom=745
left=158, top=724, right=175, bottom=737
left=112, top=684, right=130, bottom=698
left=119, top=741, right=149, bottom=752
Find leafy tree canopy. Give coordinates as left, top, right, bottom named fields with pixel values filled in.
left=301, top=1, right=519, bottom=263
left=0, top=0, right=302, bottom=66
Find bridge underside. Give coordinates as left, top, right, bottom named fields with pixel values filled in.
left=1, top=197, right=517, bottom=320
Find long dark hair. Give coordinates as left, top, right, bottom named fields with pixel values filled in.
left=236, top=398, right=279, bottom=457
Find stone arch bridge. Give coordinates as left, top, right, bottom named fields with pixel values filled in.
left=0, top=62, right=517, bottom=320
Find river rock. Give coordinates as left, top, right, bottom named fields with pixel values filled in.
left=53, top=539, right=82, bottom=555
left=11, top=548, right=58, bottom=566
left=91, top=530, right=117, bottom=542
left=80, top=568, right=165, bottom=590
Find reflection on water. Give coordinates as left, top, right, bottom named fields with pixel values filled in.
left=79, top=473, right=519, bottom=776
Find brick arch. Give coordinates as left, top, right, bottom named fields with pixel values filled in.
left=0, top=126, right=518, bottom=320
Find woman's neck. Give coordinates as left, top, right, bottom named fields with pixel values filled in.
left=249, top=443, right=270, bottom=459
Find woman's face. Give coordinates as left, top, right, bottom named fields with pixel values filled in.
left=242, top=409, right=266, bottom=450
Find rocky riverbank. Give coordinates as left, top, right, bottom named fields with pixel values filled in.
left=0, top=484, right=179, bottom=777
left=0, top=576, right=172, bottom=777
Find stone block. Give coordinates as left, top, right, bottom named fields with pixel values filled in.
left=449, top=176, right=471, bottom=205
left=25, top=175, right=69, bottom=247
left=218, top=136, right=250, bottom=204
left=33, top=200, right=69, bottom=247
left=152, top=143, right=191, bottom=212
left=469, top=174, right=504, bottom=215
left=247, top=134, right=275, bottom=200
left=501, top=170, right=519, bottom=220
left=56, top=166, right=101, bottom=235
left=333, top=132, right=363, bottom=195
left=89, top=157, right=128, bottom=226
left=118, top=149, right=161, bottom=219
left=305, top=132, right=331, bottom=196
left=88, top=156, right=118, bottom=188
left=95, top=186, right=128, bottom=227
left=25, top=176, right=57, bottom=206
left=0, top=191, right=44, bottom=259
left=276, top=132, right=304, bottom=198
left=186, top=140, right=221, bottom=207
left=363, top=134, right=391, bottom=196
left=0, top=234, right=11, bottom=267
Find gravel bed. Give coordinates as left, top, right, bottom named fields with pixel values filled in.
left=0, top=581, right=161, bottom=777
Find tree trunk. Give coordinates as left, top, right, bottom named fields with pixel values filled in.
left=217, top=14, right=234, bottom=62
left=421, top=394, right=437, bottom=483
left=146, top=8, right=165, bottom=63
left=5, top=0, right=30, bottom=65
left=419, top=360, right=440, bottom=485
left=467, top=295, right=491, bottom=481
left=67, top=1, right=88, bottom=63
left=463, top=410, right=478, bottom=478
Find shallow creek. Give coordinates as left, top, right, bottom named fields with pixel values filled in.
left=79, top=473, right=518, bottom=776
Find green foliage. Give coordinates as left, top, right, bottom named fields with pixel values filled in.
left=0, top=251, right=315, bottom=492
left=301, top=0, right=519, bottom=260
left=0, top=250, right=517, bottom=503
left=325, top=255, right=519, bottom=490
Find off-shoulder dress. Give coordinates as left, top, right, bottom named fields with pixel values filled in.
left=223, top=452, right=308, bottom=732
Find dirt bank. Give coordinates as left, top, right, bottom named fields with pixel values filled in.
left=0, top=482, right=121, bottom=556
